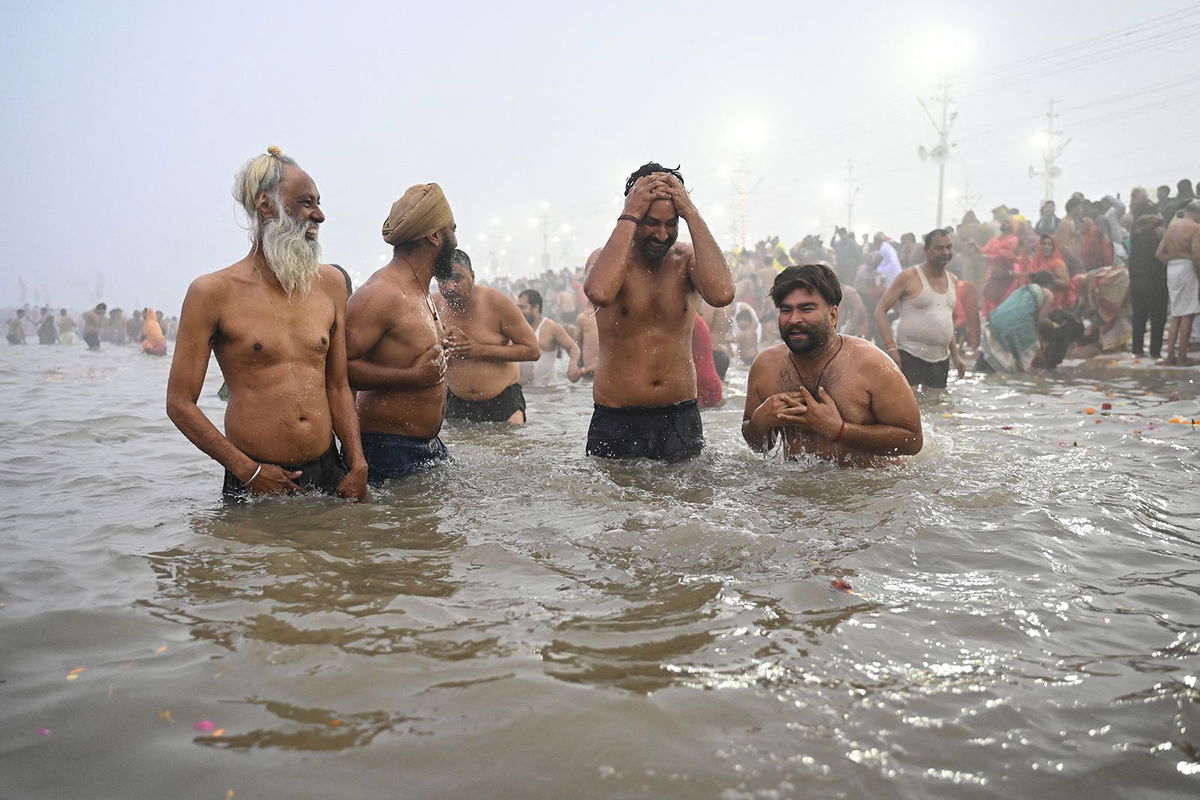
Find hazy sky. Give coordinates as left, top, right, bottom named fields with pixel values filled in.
left=3, top=0, right=1198, bottom=311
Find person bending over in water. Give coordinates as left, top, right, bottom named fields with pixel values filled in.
left=167, top=146, right=367, bottom=500
left=346, top=183, right=457, bottom=485
left=742, top=264, right=922, bottom=466
left=583, top=162, right=735, bottom=460
left=435, top=250, right=539, bottom=424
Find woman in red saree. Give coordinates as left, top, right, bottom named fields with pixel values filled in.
left=1029, top=235, right=1075, bottom=311
left=1079, top=217, right=1114, bottom=272
left=980, top=220, right=1022, bottom=318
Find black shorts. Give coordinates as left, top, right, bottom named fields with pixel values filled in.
left=222, top=440, right=348, bottom=499
left=446, top=383, right=527, bottom=423
left=899, top=350, right=950, bottom=389
left=83, top=332, right=100, bottom=350
left=586, top=399, right=704, bottom=461
left=361, top=432, right=449, bottom=486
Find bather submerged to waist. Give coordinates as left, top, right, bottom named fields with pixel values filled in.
left=222, top=440, right=348, bottom=499
left=586, top=399, right=704, bottom=462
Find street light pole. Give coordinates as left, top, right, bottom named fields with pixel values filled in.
left=918, top=78, right=956, bottom=229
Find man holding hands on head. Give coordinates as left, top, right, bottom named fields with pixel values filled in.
left=583, top=162, right=735, bottom=461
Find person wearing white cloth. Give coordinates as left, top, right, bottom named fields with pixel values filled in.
left=1155, top=199, right=1200, bottom=366
left=874, top=228, right=966, bottom=399
left=517, top=289, right=581, bottom=387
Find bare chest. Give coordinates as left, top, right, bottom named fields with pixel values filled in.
left=216, top=295, right=334, bottom=366
left=445, top=304, right=508, bottom=345
left=599, top=269, right=694, bottom=333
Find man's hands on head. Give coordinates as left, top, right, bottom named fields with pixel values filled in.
left=622, top=175, right=673, bottom=218
left=659, top=174, right=698, bottom=221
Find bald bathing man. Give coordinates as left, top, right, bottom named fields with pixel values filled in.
left=742, top=264, right=922, bottom=466
left=435, top=250, right=540, bottom=423
left=346, top=184, right=457, bottom=485
left=583, top=162, right=735, bottom=460
left=167, top=147, right=367, bottom=500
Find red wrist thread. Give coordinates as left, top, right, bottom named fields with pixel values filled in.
left=831, top=420, right=846, bottom=443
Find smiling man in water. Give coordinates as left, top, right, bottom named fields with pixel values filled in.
left=167, top=147, right=367, bottom=500
left=742, top=263, right=922, bottom=465
left=582, top=162, right=735, bottom=460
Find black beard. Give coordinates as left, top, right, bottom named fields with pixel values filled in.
left=781, top=324, right=829, bottom=355
left=640, top=237, right=676, bottom=263
left=433, top=239, right=457, bottom=281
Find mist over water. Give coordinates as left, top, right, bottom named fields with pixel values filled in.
left=1, top=345, right=1197, bottom=798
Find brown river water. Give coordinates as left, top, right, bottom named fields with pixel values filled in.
left=1, top=344, right=1198, bottom=799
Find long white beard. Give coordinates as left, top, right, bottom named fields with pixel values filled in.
left=260, top=209, right=321, bottom=295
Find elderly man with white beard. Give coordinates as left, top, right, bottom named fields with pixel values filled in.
left=167, top=146, right=367, bottom=500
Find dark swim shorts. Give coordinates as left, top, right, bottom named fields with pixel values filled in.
left=586, top=399, right=704, bottom=461
left=222, top=440, right=348, bottom=499
left=445, top=383, right=527, bottom=423
left=83, top=332, right=100, bottom=350
left=361, top=432, right=449, bottom=486
left=898, top=349, right=950, bottom=389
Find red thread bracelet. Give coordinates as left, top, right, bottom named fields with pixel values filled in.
left=617, top=214, right=641, bottom=226
left=831, top=420, right=846, bottom=443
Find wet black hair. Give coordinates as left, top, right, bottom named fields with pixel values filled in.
left=624, top=162, right=684, bottom=196
left=519, top=288, right=543, bottom=312
left=923, top=228, right=951, bottom=248
left=450, top=249, right=473, bottom=274
left=770, top=264, right=842, bottom=308
left=1028, top=270, right=1055, bottom=287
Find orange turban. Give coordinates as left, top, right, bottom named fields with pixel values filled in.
left=381, top=183, right=454, bottom=246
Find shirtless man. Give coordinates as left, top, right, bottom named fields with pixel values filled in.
left=1154, top=199, right=1200, bottom=366
left=517, top=288, right=581, bottom=386
left=574, top=302, right=599, bottom=379
left=82, top=303, right=105, bottom=350
left=583, top=162, right=734, bottom=460
left=742, top=264, right=922, bottom=465
left=346, top=183, right=457, bottom=484
left=166, top=147, right=367, bottom=500
left=873, top=228, right=966, bottom=399
left=6, top=309, right=26, bottom=344
left=435, top=250, right=540, bottom=424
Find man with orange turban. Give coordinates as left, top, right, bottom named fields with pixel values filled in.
left=346, top=183, right=459, bottom=484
